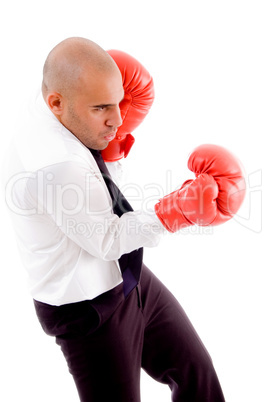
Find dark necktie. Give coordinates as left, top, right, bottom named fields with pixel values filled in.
left=89, top=149, right=143, bottom=297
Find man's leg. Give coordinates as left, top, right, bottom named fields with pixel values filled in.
left=34, top=265, right=225, bottom=401
left=34, top=283, right=145, bottom=402
left=140, top=265, right=225, bottom=402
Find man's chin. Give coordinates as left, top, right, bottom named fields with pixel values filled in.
left=88, top=141, right=109, bottom=151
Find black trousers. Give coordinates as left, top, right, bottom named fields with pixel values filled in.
left=34, top=265, right=225, bottom=401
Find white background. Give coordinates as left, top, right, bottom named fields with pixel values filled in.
left=1, top=1, right=266, bottom=401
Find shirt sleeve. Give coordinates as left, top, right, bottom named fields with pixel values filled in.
left=26, top=160, right=166, bottom=261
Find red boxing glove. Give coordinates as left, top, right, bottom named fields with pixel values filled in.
left=155, top=144, right=246, bottom=232
left=101, top=50, right=154, bottom=162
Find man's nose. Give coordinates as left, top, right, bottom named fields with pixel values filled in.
left=106, top=105, right=122, bottom=128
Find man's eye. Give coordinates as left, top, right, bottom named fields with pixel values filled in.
left=95, top=106, right=106, bottom=111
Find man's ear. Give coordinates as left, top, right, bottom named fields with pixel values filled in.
left=46, top=92, right=64, bottom=117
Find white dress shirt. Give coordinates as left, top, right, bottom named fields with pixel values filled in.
left=4, top=93, right=165, bottom=306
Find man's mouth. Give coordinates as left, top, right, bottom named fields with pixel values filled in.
left=104, top=132, right=116, bottom=142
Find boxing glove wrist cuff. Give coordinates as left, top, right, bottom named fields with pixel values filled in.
left=101, top=134, right=135, bottom=162
left=154, top=190, right=193, bottom=233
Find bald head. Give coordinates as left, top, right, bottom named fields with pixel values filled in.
left=42, top=37, right=118, bottom=98
left=41, top=37, right=124, bottom=150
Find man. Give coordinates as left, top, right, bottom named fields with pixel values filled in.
left=4, top=37, right=245, bottom=401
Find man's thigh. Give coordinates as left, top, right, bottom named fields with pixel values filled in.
left=54, top=284, right=145, bottom=402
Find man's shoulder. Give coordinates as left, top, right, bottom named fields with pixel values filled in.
left=11, top=98, right=92, bottom=173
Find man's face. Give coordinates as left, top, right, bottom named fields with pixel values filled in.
left=60, top=68, right=124, bottom=150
